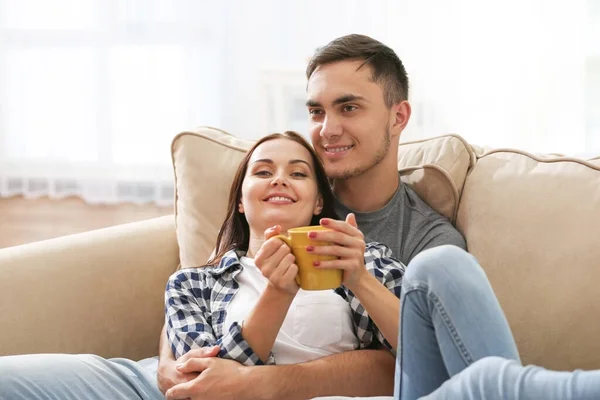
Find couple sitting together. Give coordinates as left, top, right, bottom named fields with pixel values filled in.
left=2, top=34, right=599, bottom=400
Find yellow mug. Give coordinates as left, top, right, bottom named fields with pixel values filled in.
left=275, top=226, right=342, bottom=291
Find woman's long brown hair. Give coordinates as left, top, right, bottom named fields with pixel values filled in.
left=207, top=131, right=338, bottom=265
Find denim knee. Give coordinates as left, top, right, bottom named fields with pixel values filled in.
left=404, top=245, right=485, bottom=289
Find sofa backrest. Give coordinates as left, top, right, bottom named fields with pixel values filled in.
left=456, top=149, right=600, bottom=370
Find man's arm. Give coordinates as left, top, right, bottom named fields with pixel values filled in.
left=157, top=324, right=200, bottom=394
left=168, top=347, right=395, bottom=400
left=251, top=348, right=396, bottom=399
left=409, top=219, right=467, bottom=262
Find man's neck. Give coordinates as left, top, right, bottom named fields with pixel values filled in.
left=333, top=164, right=400, bottom=213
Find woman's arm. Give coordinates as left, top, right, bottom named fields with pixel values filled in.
left=241, top=285, right=295, bottom=362
left=243, top=232, right=300, bottom=362
left=351, top=243, right=405, bottom=350
left=307, top=214, right=404, bottom=350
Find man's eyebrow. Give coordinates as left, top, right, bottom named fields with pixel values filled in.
left=332, top=94, right=366, bottom=105
left=306, top=99, right=321, bottom=107
left=306, top=94, right=366, bottom=108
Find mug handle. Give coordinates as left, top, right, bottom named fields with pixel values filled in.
left=273, top=234, right=301, bottom=287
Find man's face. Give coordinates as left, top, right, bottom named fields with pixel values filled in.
left=306, top=60, right=396, bottom=180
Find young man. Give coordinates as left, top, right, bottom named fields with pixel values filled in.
left=0, top=34, right=476, bottom=400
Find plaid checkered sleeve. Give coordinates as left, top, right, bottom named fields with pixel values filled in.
left=341, top=242, right=405, bottom=354
left=165, top=268, right=274, bottom=365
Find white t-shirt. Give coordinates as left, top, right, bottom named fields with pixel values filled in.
left=223, top=256, right=359, bottom=365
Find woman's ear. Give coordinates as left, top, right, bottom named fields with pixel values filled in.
left=238, top=198, right=244, bottom=214
left=313, top=196, right=323, bottom=215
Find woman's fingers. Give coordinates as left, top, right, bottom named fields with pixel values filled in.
left=280, top=263, right=299, bottom=283
left=307, top=244, right=357, bottom=259
left=264, top=225, right=282, bottom=240
left=345, top=212, right=358, bottom=229
left=255, top=237, right=284, bottom=262
left=314, top=258, right=361, bottom=270
left=319, top=214, right=364, bottom=239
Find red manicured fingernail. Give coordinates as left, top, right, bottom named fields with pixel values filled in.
left=306, top=246, right=314, bottom=252
left=308, top=232, right=317, bottom=238
left=313, top=261, right=320, bottom=267
left=321, top=219, right=329, bottom=225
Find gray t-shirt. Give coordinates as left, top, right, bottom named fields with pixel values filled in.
left=334, top=181, right=466, bottom=265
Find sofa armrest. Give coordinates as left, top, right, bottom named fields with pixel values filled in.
left=0, top=215, right=179, bottom=360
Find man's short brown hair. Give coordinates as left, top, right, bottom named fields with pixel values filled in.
left=306, top=34, right=409, bottom=107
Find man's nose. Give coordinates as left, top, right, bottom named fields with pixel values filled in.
left=320, top=115, right=342, bottom=139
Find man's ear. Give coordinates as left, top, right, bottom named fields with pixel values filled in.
left=391, top=100, right=411, bottom=138
left=313, top=196, right=323, bottom=215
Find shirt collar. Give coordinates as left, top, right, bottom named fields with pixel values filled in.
left=206, top=249, right=246, bottom=276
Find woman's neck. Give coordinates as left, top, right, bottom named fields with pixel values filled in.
left=246, top=235, right=265, bottom=259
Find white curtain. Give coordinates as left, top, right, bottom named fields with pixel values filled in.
left=0, top=0, right=598, bottom=206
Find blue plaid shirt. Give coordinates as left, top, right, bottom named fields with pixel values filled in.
left=165, top=242, right=405, bottom=366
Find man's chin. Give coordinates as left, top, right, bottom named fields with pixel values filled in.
left=326, top=167, right=361, bottom=181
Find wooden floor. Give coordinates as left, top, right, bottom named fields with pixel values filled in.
left=0, top=196, right=172, bottom=249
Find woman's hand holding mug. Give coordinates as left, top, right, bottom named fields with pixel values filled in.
left=306, top=213, right=368, bottom=292
left=254, top=225, right=300, bottom=296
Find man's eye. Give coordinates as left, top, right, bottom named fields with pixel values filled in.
left=309, top=109, right=323, bottom=115
left=342, top=105, right=357, bottom=112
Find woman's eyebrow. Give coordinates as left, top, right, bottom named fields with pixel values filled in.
left=289, top=159, right=313, bottom=170
left=251, top=158, right=312, bottom=171
left=251, top=158, right=273, bottom=165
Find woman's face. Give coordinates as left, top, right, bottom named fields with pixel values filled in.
left=239, top=138, right=323, bottom=237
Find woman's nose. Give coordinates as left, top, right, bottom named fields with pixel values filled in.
left=270, top=174, right=288, bottom=187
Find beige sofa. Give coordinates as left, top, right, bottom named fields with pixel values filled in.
left=1, top=127, right=599, bottom=375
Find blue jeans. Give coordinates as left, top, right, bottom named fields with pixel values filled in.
left=395, top=245, right=600, bottom=400
left=0, top=354, right=162, bottom=400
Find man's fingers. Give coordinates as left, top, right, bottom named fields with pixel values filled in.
left=165, top=379, right=196, bottom=400
left=177, top=345, right=220, bottom=363
left=176, top=357, right=212, bottom=374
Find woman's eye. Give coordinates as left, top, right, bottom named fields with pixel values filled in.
left=255, top=170, right=271, bottom=176
left=291, top=172, right=308, bottom=178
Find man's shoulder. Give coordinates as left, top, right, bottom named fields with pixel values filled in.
left=402, top=184, right=443, bottom=219
left=401, top=184, right=467, bottom=252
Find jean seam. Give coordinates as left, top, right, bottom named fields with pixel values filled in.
left=427, top=289, right=474, bottom=366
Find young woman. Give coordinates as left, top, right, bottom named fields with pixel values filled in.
left=165, top=131, right=405, bottom=366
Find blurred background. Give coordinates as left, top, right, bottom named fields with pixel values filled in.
left=0, top=0, right=598, bottom=245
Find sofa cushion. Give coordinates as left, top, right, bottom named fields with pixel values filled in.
left=172, top=128, right=473, bottom=268
left=171, top=127, right=252, bottom=268
left=398, top=134, right=475, bottom=223
left=456, top=149, right=600, bottom=370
